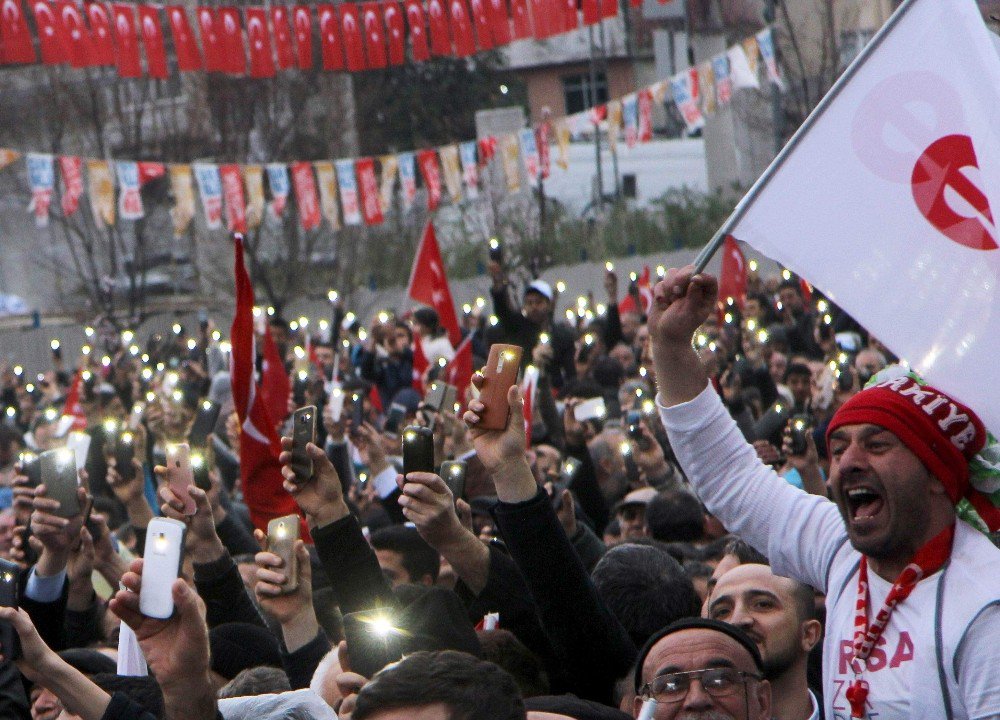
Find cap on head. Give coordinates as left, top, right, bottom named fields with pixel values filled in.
left=524, top=280, right=553, bottom=302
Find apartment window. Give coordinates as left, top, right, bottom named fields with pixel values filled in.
left=562, top=72, right=608, bottom=115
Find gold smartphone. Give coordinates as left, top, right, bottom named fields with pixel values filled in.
left=266, top=514, right=300, bottom=593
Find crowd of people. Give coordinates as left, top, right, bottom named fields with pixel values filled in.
left=0, top=246, right=997, bottom=720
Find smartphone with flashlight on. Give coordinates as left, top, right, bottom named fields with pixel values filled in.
left=402, top=425, right=435, bottom=476
left=0, top=558, right=21, bottom=660
left=266, top=514, right=300, bottom=593
left=573, top=397, right=607, bottom=423
left=342, top=611, right=404, bottom=679
left=439, top=460, right=467, bottom=500
left=383, top=402, right=407, bottom=435
left=290, top=405, right=316, bottom=483
left=787, top=415, right=812, bottom=456
left=114, top=431, right=137, bottom=482
left=189, top=400, right=221, bottom=448
left=139, top=517, right=187, bottom=619
left=488, top=237, right=503, bottom=264
left=165, top=444, right=197, bottom=516
left=190, top=449, right=211, bottom=491
left=478, top=344, right=523, bottom=431
left=17, top=451, right=41, bottom=489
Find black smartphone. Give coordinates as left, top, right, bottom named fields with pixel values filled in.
left=190, top=448, right=212, bottom=491
left=488, top=237, right=503, bottom=264
left=625, top=410, right=650, bottom=450
left=423, top=382, right=450, bottom=413
left=290, top=406, right=317, bottom=483
left=402, top=425, right=435, bottom=476
left=114, top=431, right=137, bottom=482
left=787, top=415, right=812, bottom=456
left=350, top=393, right=365, bottom=432
left=17, top=452, right=41, bottom=489
left=0, top=558, right=20, bottom=660
left=836, top=361, right=855, bottom=393
left=384, top=403, right=407, bottom=435
left=439, top=460, right=467, bottom=500
left=560, top=456, right=582, bottom=483
left=342, top=611, right=403, bottom=679
left=189, top=400, right=221, bottom=447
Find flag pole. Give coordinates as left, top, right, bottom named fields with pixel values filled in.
left=692, top=0, right=920, bottom=273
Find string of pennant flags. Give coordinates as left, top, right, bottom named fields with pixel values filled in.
left=4, top=0, right=638, bottom=77
left=7, top=26, right=780, bottom=233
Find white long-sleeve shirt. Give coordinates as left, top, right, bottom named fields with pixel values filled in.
left=658, top=384, right=1000, bottom=720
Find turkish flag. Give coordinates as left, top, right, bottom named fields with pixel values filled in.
left=509, top=0, right=530, bottom=39
left=486, top=0, right=510, bottom=46
left=218, top=6, right=246, bottom=74
left=581, top=0, right=598, bottom=24
left=60, top=370, right=88, bottom=432
left=600, top=0, right=617, bottom=19
left=404, top=0, right=429, bottom=62
left=356, top=158, right=383, bottom=225
left=382, top=2, right=404, bottom=65
left=166, top=6, right=201, bottom=70
left=412, top=334, right=428, bottom=394
left=442, top=334, right=473, bottom=412
left=619, top=266, right=653, bottom=316
left=448, top=0, right=475, bottom=56
left=468, top=0, right=492, bottom=49
left=270, top=5, right=294, bottom=69
left=407, top=221, right=461, bottom=346
left=426, top=0, right=450, bottom=56
left=717, top=236, right=747, bottom=310
left=338, top=3, right=365, bottom=71
left=0, top=0, right=36, bottom=64
left=260, top=324, right=291, bottom=429
left=529, top=0, right=550, bottom=38
left=360, top=2, right=386, bottom=68
left=561, top=0, right=578, bottom=32
left=58, top=1, right=95, bottom=67
left=197, top=7, right=223, bottom=71
left=139, top=6, right=169, bottom=78
left=33, top=0, right=66, bottom=64
left=111, top=4, right=142, bottom=76
left=246, top=7, right=276, bottom=77
left=478, top=135, right=497, bottom=164
left=293, top=5, right=312, bottom=69
left=317, top=4, right=343, bottom=70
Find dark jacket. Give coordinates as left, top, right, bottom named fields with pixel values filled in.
left=490, top=285, right=576, bottom=390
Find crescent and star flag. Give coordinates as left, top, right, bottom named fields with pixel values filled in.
left=271, top=5, right=295, bottom=68
left=717, top=236, right=747, bottom=312
left=407, top=221, right=462, bottom=346
left=88, top=160, right=115, bottom=226
left=398, top=151, right=418, bottom=210
left=197, top=7, right=223, bottom=71
left=723, top=0, right=1000, bottom=444
left=383, top=2, right=405, bottom=65
left=405, top=0, right=430, bottom=61
left=361, top=2, right=387, bottom=68
left=318, top=4, right=345, bottom=70
left=266, top=163, right=290, bottom=217
left=116, top=161, right=144, bottom=220
left=167, top=6, right=203, bottom=70
left=290, top=161, right=321, bottom=230
left=293, top=5, right=313, bottom=69
left=1, top=0, right=36, bottom=63
left=529, top=0, right=549, bottom=39
left=58, top=156, right=83, bottom=216
left=26, top=154, right=54, bottom=226
left=220, top=164, right=247, bottom=233
left=442, top=334, right=473, bottom=412
left=487, top=0, right=510, bottom=45
left=426, top=0, right=451, bottom=55
left=218, top=7, right=246, bottom=74
left=230, top=236, right=309, bottom=537
left=193, top=163, right=223, bottom=229
left=509, top=0, right=530, bottom=39
left=139, top=6, right=169, bottom=79
left=32, top=0, right=65, bottom=64
left=246, top=7, right=277, bottom=78
left=86, top=3, right=114, bottom=65
left=169, top=164, right=195, bottom=236
left=417, top=149, right=443, bottom=211
left=339, top=3, right=366, bottom=71
left=469, top=0, right=492, bottom=49
left=412, top=333, right=429, bottom=394
left=111, top=4, right=142, bottom=77
left=618, top=266, right=653, bottom=315
left=58, top=1, right=95, bottom=68
left=356, top=157, right=383, bottom=225
left=333, top=159, right=360, bottom=225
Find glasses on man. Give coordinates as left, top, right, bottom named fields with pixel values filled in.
left=640, top=667, right=763, bottom=703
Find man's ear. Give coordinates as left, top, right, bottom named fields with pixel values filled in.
left=801, top=618, right=823, bottom=653
left=756, top=678, right=772, bottom=719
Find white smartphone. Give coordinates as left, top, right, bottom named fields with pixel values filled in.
left=66, top=431, right=92, bottom=474
left=139, top=517, right=187, bottom=619
left=574, top=397, right=607, bottom=422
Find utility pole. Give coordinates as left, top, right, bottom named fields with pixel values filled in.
left=765, top=0, right=784, bottom=155
left=587, top=23, right=604, bottom=209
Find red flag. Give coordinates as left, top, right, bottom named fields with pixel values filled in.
left=316, top=5, right=343, bottom=70
left=230, top=236, right=308, bottom=537
left=138, top=6, right=168, bottom=78
left=600, top=0, right=617, bottom=19
left=367, top=385, right=384, bottom=414
left=486, top=0, right=509, bottom=45
left=561, top=0, right=578, bottom=32
left=59, top=156, right=83, bottom=216
left=246, top=7, right=276, bottom=77
left=270, top=5, right=294, bottom=69
left=0, top=0, right=36, bottom=64
left=412, top=334, right=428, bottom=394
left=260, top=325, right=291, bottom=429
left=167, top=6, right=202, bottom=70
left=356, top=158, right=383, bottom=225
left=360, top=2, right=386, bottom=68
left=536, top=122, right=551, bottom=179
left=442, top=334, right=473, bottom=412
left=220, top=164, right=248, bottom=234
left=138, top=162, right=166, bottom=183
left=293, top=5, right=312, bottom=69
left=290, top=161, right=321, bottom=230
left=197, top=7, right=223, bottom=71
left=478, top=135, right=497, bottom=164
left=521, top=369, right=535, bottom=447
left=448, top=0, right=475, bottom=56
left=218, top=6, right=246, bottom=74
left=338, top=3, right=366, bottom=71
left=407, top=221, right=461, bottom=346
left=111, top=3, right=142, bottom=77
left=509, top=0, right=530, bottom=39
left=383, top=2, right=404, bottom=65
left=33, top=0, right=66, bottom=64
left=426, top=0, right=450, bottom=56
left=618, top=266, right=653, bottom=316
left=528, top=0, right=550, bottom=38
left=717, top=236, right=747, bottom=310
left=468, top=0, right=492, bottom=49
left=60, top=370, right=88, bottom=432
left=581, top=0, right=598, bottom=24
left=799, top=279, right=813, bottom=304
left=417, top=149, right=442, bottom=211
left=58, top=0, right=95, bottom=67
left=404, top=0, right=429, bottom=61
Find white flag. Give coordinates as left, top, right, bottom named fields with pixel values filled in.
left=727, top=0, right=1000, bottom=434
left=726, top=43, right=759, bottom=90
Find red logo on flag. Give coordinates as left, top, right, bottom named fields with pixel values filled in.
left=111, top=4, right=142, bottom=76
left=383, top=2, right=405, bottom=65
left=339, top=3, right=366, bottom=71
left=197, top=7, right=223, bottom=71
left=293, top=5, right=313, bottom=69
left=167, top=6, right=202, bottom=70
left=246, top=7, right=276, bottom=78
left=139, top=6, right=169, bottom=79
left=1, top=0, right=37, bottom=64
left=426, top=0, right=451, bottom=55
left=218, top=7, right=246, bottom=74
left=911, top=134, right=997, bottom=252
left=405, top=0, right=430, bottom=61
left=271, top=6, right=294, bottom=68
left=361, top=2, right=387, bottom=68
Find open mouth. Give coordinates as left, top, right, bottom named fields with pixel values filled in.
left=846, top=486, right=884, bottom=522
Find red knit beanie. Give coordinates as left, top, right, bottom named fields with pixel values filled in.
left=827, top=374, right=1000, bottom=529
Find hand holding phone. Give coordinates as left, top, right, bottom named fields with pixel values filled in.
left=139, top=518, right=187, bottom=619
left=40, top=449, right=82, bottom=518
left=478, top=344, right=522, bottom=431
left=290, top=406, right=317, bottom=483
left=165, top=444, right=197, bottom=516
left=439, top=460, right=467, bottom=500
left=0, top=559, right=21, bottom=661
left=343, top=611, right=404, bottom=679
left=266, top=515, right=300, bottom=593
left=402, top=426, right=435, bottom=476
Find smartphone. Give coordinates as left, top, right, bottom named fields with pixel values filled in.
left=0, top=559, right=21, bottom=661
left=327, top=386, right=345, bottom=423
left=17, top=451, right=41, bottom=489
left=488, top=237, right=503, bottom=264
left=753, top=403, right=788, bottom=444
left=189, top=400, right=220, bottom=447
left=574, top=397, right=607, bottom=423
left=350, top=393, right=365, bottom=431
left=267, top=514, right=300, bottom=594
left=383, top=402, right=407, bottom=434
left=190, top=449, right=211, bottom=491
left=478, top=344, right=523, bottom=431
left=402, top=425, right=435, bottom=476
left=165, top=444, right=197, bottom=516
left=114, top=431, right=137, bottom=482
left=423, top=382, right=448, bottom=413
left=128, top=402, right=145, bottom=431
left=342, top=611, right=404, bottom=679
left=66, top=431, right=92, bottom=474
left=787, top=415, right=812, bottom=456
left=560, top=456, right=582, bottom=483
left=139, top=518, right=187, bottom=619
left=626, top=410, right=651, bottom=450
left=439, top=460, right=467, bottom=500
left=40, top=448, right=82, bottom=518
left=290, top=406, right=316, bottom=483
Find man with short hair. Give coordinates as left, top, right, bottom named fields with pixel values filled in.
left=369, top=525, right=440, bottom=587
left=648, top=267, right=1000, bottom=719
left=707, top=564, right=822, bottom=720
left=631, top=617, right=770, bottom=719
left=351, top=650, right=526, bottom=720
